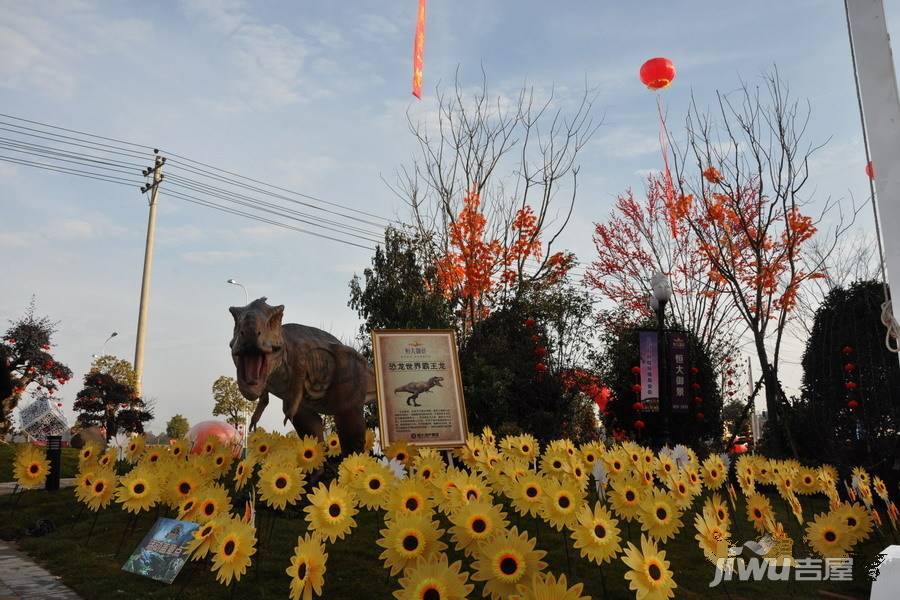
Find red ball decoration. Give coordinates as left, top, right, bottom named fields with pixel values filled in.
left=633, top=419, right=646, bottom=430
left=632, top=401, right=644, bottom=411
left=847, top=399, right=860, bottom=410
left=693, top=396, right=704, bottom=406
left=843, top=362, right=856, bottom=373
left=524, top=318, right=536, bottom=328
left=866, top=161, right=876, bottom=180
left=690, top=367, right=700, bottom=375
left=695, top=412, right=705, bottom=421
left=845, top=381, right=858, bottom=391
left=631, top=365, right=641, bottom=374
left=534, top=346, right=547, bottom=358
left=531, top=335, right=541, bottom=343
left=842, top=345, right=854, bottom=355
left=691, top=382, right=701, bottom=390
left=639, top=57, right=676, bottom=90
left=534, top=362, right=547, bottom=372
left=631, top=383, right=642, bottom=393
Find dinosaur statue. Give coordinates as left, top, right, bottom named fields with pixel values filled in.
left=394, top=376, right=443, bottom=407
left=229, top=298, right=372, bottom=454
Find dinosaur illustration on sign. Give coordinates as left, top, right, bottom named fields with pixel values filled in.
left=394, top=376, right=443, bottom=407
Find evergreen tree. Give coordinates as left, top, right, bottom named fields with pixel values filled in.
left=74, top=371, right=153, bottom=441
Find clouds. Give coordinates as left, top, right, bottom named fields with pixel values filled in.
left=181, top=249, right=258, bottom=264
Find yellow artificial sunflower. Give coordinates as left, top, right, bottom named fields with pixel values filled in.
left=209, top=449, right=234, bottom=475
left=510, top=572, right=590, bottom=600
left=693, top=511, right=730, bottom=564
left=351, top=460, right=395, bottom=511
left=364, top=428, right=376, bottom=454
left=604, top=449, right=628, bottom=479
left=873, top=476, right=888, bottom=501
left=77, top=442, right=101, bottom=467
left=579, top=441, right=604, bottom=470
left=622, top=534, right=677, bottom=600
left=186, top=517, right=226, bottom=561
left=609, top=476, right=645, bottom=522
left=233, top=458, right=255, bottom=491
left=412, top=448, right=446, bottom=484
left=247, top=429, right=274, bottom=463
left=187, top=483, right=232, bottom=523
left=210, top=517, right=257, bottom=585
left=541, top=477, right=584, bottom=532
left=447, top=470, right=491, bottom=510
left=287, top=533, right=327, bottom=600
left=74, top=469, right=95, bottom=505
left=682, top=465, right=702, bottom=495
left=745, top=493, right=774, bottom=534
left=376, top=512, right=447, bottom=576
left=509, top=472, right=548, bottom=518
left=13, top=444, right=51, bottom=489
left=386, top=477, right=434, bottom=520
left=517, top=434, right=540, bottom=463
left=571, top=502, right=622, bottom=565
left=701, top=455, right=726, bottom=490
left=702, top=493, right=730, bottom=529
left=448, top=500, right=509, bottom=556
left=296, top=435, right=327, bottom=473
left=795, top=467, right=821, bottom=495
left=833, top=502, right=873, bottom=547
left=392, top=553, right=473, bottom=600
left=324, top=432, right=341, bottom=458
left=805, top=510, right=851, bottom=558
left=258, top=461, right=305, bottom=511
left=87, top=469, right=117, bottom=511
left=384, top=440, right=418, bottom=467
left=471, top=526, right=548, bottom=600
left=124, top=435, right=146, bottom=462
left=667, top=474, right=694, bottom=510
left=140, top=445, right=167, bottom=466
left=656, top=453, right=677, bottom=482
left=163, top=465, right=203, bottom=509
left=116, top=465, right=160, bottom=514
left=337, top=452, right=374, bottom=486
left=637, top=489, right=683, bottom=542
left=304, top=481, right=358, bottom=543
left=168, top=438, right=189, bottom=460
left=539, top=447, right=570, bottom=480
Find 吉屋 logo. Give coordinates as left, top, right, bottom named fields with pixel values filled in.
left=709, top=536, right=853, bottom=587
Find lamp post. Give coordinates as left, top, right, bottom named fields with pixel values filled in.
left=227, top=279, right=249, bottom=304
left=650, top=271, right=673, bottom=447
left=92, top=331, right=119, bottom=359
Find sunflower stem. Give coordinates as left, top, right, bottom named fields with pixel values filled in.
left=561, top=527, right=571, bottom=577
left=598, top=563, right=607, bottom=597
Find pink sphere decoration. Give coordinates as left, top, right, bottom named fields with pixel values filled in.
left=187, top=420, right=241, bottom=455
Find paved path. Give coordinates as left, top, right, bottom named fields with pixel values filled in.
left=0, top=480, right=75, bottom=496
left=0, top=540, right=81, bottom=599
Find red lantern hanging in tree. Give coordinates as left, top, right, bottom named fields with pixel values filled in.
left=523, top=318, right=536, bottom=328
left=631, top=383, right=642, bottom=393
left=639, top=57, right=676, bottom=90
left=633, top=419, right=646, bottom=430
left=843, top=362, right=856, bottom=373
left=632, top=401, right=644, bottom=411
left=842, top=345, right=854, bottom=355
left=534, top=362, right=547, bottom=373
left=847, top=399, right=860, bottom=410
left=630, top=365, right=641, bottom=375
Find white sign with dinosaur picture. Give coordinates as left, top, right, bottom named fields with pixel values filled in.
left=372, top=329, right=468, bottom=449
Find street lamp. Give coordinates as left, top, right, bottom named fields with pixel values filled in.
left=227, top=278, right=249, bottom=304
left=92, top=331, right=118, bottom=359
left=650, top=271, right=672, bottom=446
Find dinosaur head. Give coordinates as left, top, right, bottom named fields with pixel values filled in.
left=430, top=376, right=444, bottom=387
left=229, top=297, right=285, bottom=400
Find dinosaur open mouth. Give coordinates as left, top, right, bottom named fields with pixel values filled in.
left=238, top=352, right=268, bottom=384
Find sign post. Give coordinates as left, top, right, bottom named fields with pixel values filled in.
left=45, top=435, right=62, bottom=491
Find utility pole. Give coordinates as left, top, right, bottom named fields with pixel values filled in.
left=134, top=153, right=165, bottom=397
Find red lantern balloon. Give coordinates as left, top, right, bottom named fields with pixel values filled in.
left=847, top=399, right=860, bottom=410
left=691, top=382, right=701, bottom=390
left=690, top=367, right=700, bottom=375
left=842, top=345, right=854, bottom=355
left=695, top=412, right=705, bottom=421
left=843, top=362, right=856, bottom=373
left=693, top=396, right=703, bottom=406
left=534, top=362, right=547, bottom=372
left=845, top=381, right=858, bottom=391
left=188, top=420, right=242, bottom=456
left=632, top=401, right=644, bottom=411
left=531, top=335, right=541, bottom=343
left=633, top=419, right=646, bottom=430
left=534, top=346, right=547, bottom=358
left=524, top=318, right=536, bottom=328
left=631, top=383, right=642, bottom=393
left=595, top=387, right=612, bottom=412
left=630, top=365, right=641, bottom=375
left=866, top=161, right=875, bottom=180
left=639, top=57, right=676, bottom=90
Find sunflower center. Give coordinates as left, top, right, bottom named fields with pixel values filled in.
left=711, top=470, right=717, bottom=478
left=304, top=449, right=314, bottom=459
left=586, top=454, right=594, bottom=462
left=223, top=540, right=236, bottom=556
left=558, top=495, right=571, bottom=509
left=298, top=562, right=307, bottom=581
left=594, top=524, right=606, bottom=539
left=216, top=457, right=224, bottom=466
left=95, top=482, right=105, bottom=492
left=499, top=556, right=519, bottom=576
left=526, top=486, right=538, bottom=498
left=204, top=503, right=215, bottom=516
left=753, top=509, right=762, bottom=519
left=825, top=530, right=837, bottom=543
left=718, top=510, right=725, bottom=520
left=648, top=563, right=662, bottom=581
left=29, top=464, right=39, bottom=474
left=368, top=478, right=381, bottom=490
left=472, top=518, right=487, bottom=533
left=260, top=445, right=268, bottom=453
left=150, top=455, right=159, bottom=463
left=522, top=445, right=529, bottom=453
left=626, top=491, right=636, bottom=502
left=405, top=498, right=419, bottom=511
left=422, top=587, right=440, bottom=600
left=396, top=452, right=406, bottom=462
left=552, top=461, right=561, bottom=469
left=275, top=477, right=288, bottom=490
left=402, top=534, right=420, bottom=552
left=133, top=483, right=145, bottom=495
left=179, top=482, right=191, bottom=494
left=656, top=508, right=667, bottom=521
left=422, top=469, right=431, bottom=479
left=328, top=503, right=341, bottom=518
left=466, top=489, right=478, bottom=500
left=847, top=517, right=857, bottom=527
left=202, top=525, right=213, bottom=537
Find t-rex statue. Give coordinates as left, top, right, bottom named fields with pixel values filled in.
left=394, top=376, right=443, bottom=407
left=228, top=298, right=373, bottom=454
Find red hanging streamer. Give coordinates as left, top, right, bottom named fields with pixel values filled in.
left=412, top=0, right=426, bottom=99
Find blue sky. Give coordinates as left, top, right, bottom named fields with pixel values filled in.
left=1, top=0, right=897, bottom=433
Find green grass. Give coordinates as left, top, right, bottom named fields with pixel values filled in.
left=0, top=444, right=80, bottom=481
left=0, top=481, right=888, bottom=599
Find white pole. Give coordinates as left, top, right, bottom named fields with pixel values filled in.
left=134, top=155, right=164, bottom=397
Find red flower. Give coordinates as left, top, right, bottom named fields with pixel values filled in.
left=632, top=401, right=644, bottom=411
left=631, top=383, right=642, bottom=393
left=633, top=419, right=646, bottom=430
left=702, top=166, right=723, bottom=184
left=630, top=365, right=641, bottom=375
left=843, top=363, right=856, bottom=373
left=695, top=412, right=705, bottom=421
left=847, top=399, right=860, bottom=410
left=842, top=345, right=854, bottom=355
left=845, top=381, right=858, bottom=391
left=523, top=318, right=536, bottom=328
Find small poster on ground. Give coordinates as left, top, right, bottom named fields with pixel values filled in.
left=122, top=518, right=198, bottom=584
left=372, top=329, right=468, bottom=449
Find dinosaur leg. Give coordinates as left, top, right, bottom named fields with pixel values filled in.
left=249, top=392, right=269, bottom=431
left=291, top=405, right=324, bottom=442
left=411, top=393, right=422, bottom=407
left=333, top=403, right=365, bottom=455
